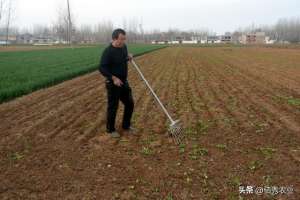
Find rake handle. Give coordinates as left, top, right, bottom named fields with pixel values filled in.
left=130, top=59, right=175, bottom=124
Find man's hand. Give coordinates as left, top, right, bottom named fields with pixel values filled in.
left=128, top=53, right=133, bottom=62
left=112, top=75, right=123, bottom=87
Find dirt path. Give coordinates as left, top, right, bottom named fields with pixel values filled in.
left=0, top=47, right=299, bottom=199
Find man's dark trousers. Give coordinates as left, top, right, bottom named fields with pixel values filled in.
left=105, top=79, right=134, bottom=133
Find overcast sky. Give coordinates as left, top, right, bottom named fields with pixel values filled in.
left=12, top=0, right=300, bottom=34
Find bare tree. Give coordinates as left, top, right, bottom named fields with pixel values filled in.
left=94, top=19, right=114, bottom=43
left=53, top=7, right=69, bottom=43
left=138, top=17, right=144, bottom=42
left=52, top=1, right=75, bottom=44
left=67, top=0, right=72, bottom=45
left=5, top=0, right=14, bottom=46
left=32, top=24, right=53, bottom=38
left=235, top=16, right=300, bottom=43
left=121, top=17, right=140, bottom=43
left=0, top=0, right=5, bottom=24
left=128, top=18, right=139, bottom=43
left=75, top=24, right=94, bottom=43
left=53, top=10, right=66, bottom=42
left=275, top=17, right=300, bottom=43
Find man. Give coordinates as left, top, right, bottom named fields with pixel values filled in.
left=99, top=28, right=135, bottom=138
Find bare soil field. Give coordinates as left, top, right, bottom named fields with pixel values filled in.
left=0, top=47, right=299, bottom=199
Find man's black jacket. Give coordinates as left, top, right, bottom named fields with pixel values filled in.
left=99, top=43, right=129, bottom=82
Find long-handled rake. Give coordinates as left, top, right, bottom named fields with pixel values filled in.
left=130, top=59, right=184, bottom=144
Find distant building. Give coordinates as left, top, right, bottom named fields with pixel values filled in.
left=191, top=36, right=203, bottom=44
left=200, top=39, right=207, bottom=44
left=170, top=41, right=180, bottom=44
left=151, top=40, right=169, bottom=44
left=175, top=36, right=184, bottom=44
left=207, top=36, right=220, bottom=43
left=16, top=34, right=63, bottom=45
left=0, top=35, right=17, bottom=45
left=17, top=33, right=34, bottom=44
left=152, top=35, right=202, bottom=45
left=32, top=37, right=55, bottom=45
left=231, top=32, right=243, bottom=44
left=220, top=32, right=232, bottom=43
left=182, top=40, right=198, bottom=44
left=265, top=36, right=276, bottom=44
left=240, top=32, right=266, bottom=44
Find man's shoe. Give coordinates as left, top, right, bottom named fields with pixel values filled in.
left=123, top=126, right=137, bottom=134
left=108, top=131, right=121, bottom=138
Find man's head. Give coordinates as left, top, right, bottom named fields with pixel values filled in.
left=112, top=28, right=126, bottom=47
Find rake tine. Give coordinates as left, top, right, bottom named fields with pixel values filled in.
left=175, top=134, right=182, bottom=144
left=175, top=134, right=183, bottom=144
left=169, top=122, right=184, bottom=145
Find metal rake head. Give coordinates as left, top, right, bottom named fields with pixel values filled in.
left=168, top=120, right=184, bottom=145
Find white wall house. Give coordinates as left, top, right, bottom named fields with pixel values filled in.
left=265, top=37, right=276, bottom=44
left=182, top=40, right=198, bottom=44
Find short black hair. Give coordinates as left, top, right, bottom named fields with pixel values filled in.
left=112, top=28, right=126, bottom=40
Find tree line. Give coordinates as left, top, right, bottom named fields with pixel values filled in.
left=232, top=17, right=300, bottom=43
left=0, top=0, right=299, bottom=44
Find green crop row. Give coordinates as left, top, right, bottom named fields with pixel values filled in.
left=0, top=44, right=167, bottom=103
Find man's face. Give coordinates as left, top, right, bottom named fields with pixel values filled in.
left=113, top=34, right=126, bottom=47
